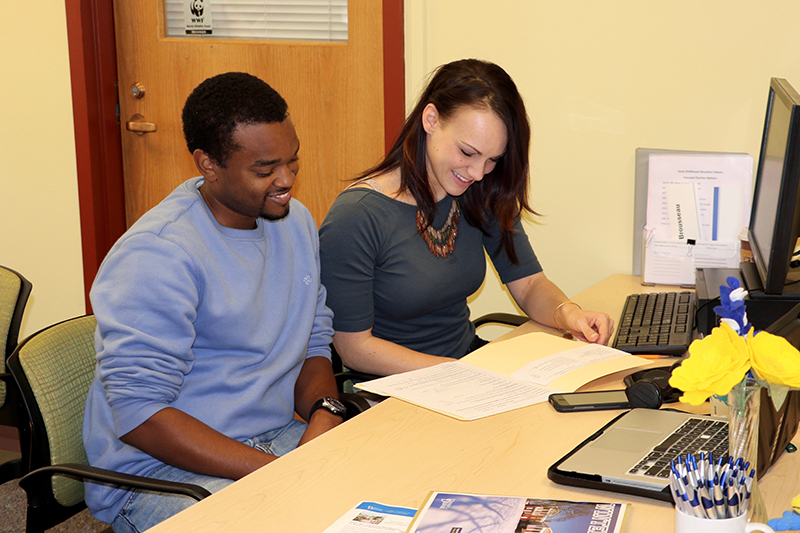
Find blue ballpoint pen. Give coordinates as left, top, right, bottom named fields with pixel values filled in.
left=729, top=463, right=740, bottom=494
left=720, top=469, right=731, bottom=518
left=744, top=468, right=755, bottom=496
left=712, top=473, right=725, bottom=519
left=728, top=488, right=740, bottom=518
left=675, top=456, right=684, bottom=479
left=682, top=457, right=692, bottom=484
left=701, top=455, right=710, bottom=485
left=712, top=456, right=723, bottom=489
left=692, top=456, right=714, bottom=519
left=670, top=464, right=688, bottom=513
left=672, top=467, right=693, bottom=515
left=687, top=455, right=700, bottom=488
left=699, top=490, right=715, bottom=519
left=686, top=487, right=706, bottom=518
left=706, top=452, right=715, bottom=485
left=740, top=468, right=754, bottom=511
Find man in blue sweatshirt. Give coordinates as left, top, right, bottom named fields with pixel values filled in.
left=83, top=72, right=344, bottom=532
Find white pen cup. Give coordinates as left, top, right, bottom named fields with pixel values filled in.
left=675, top=507, right=775, bottom=533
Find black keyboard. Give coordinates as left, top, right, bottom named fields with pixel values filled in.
left=628, top=417, right=728, bottom=479
left=611, top=291, right=696, bottom=356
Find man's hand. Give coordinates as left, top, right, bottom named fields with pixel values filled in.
left=298, top=409, right=343, bottom=446
left=120, top=407, right=278, bottom=480
left=294, top=356, right=344, bottom=444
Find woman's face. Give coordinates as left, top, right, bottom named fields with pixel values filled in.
left=422, top=103, right=508, bottom=201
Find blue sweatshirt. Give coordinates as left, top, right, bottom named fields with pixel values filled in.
left=82, top=177, right=333, bottom=523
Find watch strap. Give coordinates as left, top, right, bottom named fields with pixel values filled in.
left=308, top=396, right=346, bottom=419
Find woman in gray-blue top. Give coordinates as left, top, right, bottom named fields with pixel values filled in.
left=319, top=59, right=613, bottom=377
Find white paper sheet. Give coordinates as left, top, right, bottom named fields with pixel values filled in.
left=356, top=362, right=555, bottom=421
left=355, top=333, right=650, bottom=421
left=510, top=343, right=639, bottom=385
left=665, top=183, right=701, bottom=240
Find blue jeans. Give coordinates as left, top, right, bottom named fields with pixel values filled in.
left=111, top=419, right=307, bottom=533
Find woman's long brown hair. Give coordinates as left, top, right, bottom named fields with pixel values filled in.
left=357, top=58, right=537, bottom=263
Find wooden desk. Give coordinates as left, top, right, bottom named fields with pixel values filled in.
left=146, top=275, right=799, bottom=532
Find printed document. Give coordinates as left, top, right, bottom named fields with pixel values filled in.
left=356, top=332, right=649, bottom=420
left=356, top=362, right=555, bottom=421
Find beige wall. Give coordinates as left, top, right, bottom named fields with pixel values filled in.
left=0, top=1, right=86, bottom=339
left=4, top=1, right=800, bottom=341
left=406, top=0, right=800, bottom=326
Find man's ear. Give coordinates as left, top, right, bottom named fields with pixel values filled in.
left=421, top=103, right=440, bottom=135
left=192, top=149, right=219, bottom=181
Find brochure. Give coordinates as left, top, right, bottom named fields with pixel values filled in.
left=322, top=501, right=417, bottom=533
left=407, top=492, right=630, bottom=533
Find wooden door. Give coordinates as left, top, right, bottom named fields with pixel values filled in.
left=113, top=0, right=386, bottom=226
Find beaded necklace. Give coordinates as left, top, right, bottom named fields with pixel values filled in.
left=416, top=199, right=460, bottom=258
left=350, top=178, right=460, bottom=258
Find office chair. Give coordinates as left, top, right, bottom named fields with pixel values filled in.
left=332, top=312, right=530, bottom=413
left=8, top=315, right=210, bottom=533
left=0, top=265, right=33, bottom=484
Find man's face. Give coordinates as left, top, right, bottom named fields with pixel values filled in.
left=198, top=119, right=300, bottom=229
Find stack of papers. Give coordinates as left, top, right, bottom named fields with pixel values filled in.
left=356, top=332, right=650, bottom=420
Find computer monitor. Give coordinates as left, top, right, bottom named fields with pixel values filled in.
left=746, top=77, right=800, bottom=295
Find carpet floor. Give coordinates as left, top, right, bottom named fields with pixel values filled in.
left=0, top=479, right=108, bottom=533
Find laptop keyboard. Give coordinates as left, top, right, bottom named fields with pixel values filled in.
left=627, top=417, right=729, bottom=479
left=612, top=291, right=697, bottom=356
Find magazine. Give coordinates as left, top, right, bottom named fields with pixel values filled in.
left=407, top=492, right=630, bottom=533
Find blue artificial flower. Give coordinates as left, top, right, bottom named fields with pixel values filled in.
left=713, top=276, right=752, bottom=337
left=767, top=510, right=800, bottom=531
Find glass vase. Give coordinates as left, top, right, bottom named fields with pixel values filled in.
left=726, top=377, right=767, bottom=523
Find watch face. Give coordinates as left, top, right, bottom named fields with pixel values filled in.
left=325, top=397, right=346, bottom=414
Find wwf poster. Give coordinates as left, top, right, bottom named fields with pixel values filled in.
left=185, top=0, right=212, bottom=35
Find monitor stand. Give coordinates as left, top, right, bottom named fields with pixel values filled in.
left=695, top=263, right=800, bottom=335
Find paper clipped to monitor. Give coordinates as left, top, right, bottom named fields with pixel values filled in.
left=641, top=150, right=753, bottom=286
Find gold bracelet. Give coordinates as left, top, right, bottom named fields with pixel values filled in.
left=553, top=301, right=582, bottom=339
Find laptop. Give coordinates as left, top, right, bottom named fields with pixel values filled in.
left=547, top=408, right=729, bottom=502
left=549, top=297, right=800, bottom=502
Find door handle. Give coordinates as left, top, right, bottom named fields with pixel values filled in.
left=126, top=114, right=157, bottom=135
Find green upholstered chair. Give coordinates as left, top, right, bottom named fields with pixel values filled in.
left=8, top=315, right=210, bottom=533
left=0, top=265, right=32, bottom=483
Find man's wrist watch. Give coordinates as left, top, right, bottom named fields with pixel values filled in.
left=308, top=396, right=346, bottom=420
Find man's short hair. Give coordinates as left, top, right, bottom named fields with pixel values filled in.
left=182, top=72, right=289, bottom=167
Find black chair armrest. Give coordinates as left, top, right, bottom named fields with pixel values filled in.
left=472, top=312, right=528, bottom=328
left=19, top=463, right=211, bottom=502
left=339, top=392, right=372, bottom=420
left=334, top=371, right=380, bottom=389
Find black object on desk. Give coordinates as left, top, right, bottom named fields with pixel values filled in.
left=611, top=291, right=696, bottom=356
left=695, top=265, right=800, bottom=335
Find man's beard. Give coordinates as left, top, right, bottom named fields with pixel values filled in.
left=260, top=204, right=290, bottom=221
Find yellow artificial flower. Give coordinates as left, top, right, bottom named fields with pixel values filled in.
left=669, top=323, right=751, bottom=405
left=749, top=330, right=800, bottom=388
